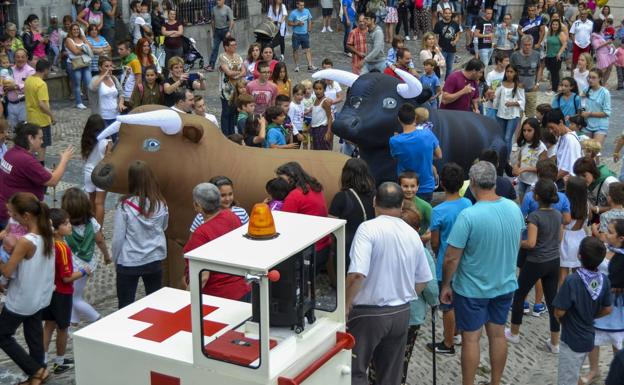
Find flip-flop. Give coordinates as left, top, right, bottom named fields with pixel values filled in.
left=28, top=369, right=50, bottom=385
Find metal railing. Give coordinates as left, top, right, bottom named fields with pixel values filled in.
left=174, top=0, right=248, bottom=25
left=0, top=1, right=18, bottom=36
left=261, top=0, right=321, bottom=14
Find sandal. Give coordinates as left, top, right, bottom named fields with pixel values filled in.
left=28, top=368, right=50, bottom=385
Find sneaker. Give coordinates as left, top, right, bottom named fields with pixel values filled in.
left=307, top=65, right=318, bottom=72
left=405, top=36, right=411, bottom=41
left=321, top=27, right=327, bottom=33
left=327, top=26, right=333, bottom=32
left=454, top=55, right=461, bottom=63
left=61, top=358, right=75, bottom=366
left=523, top=301, right=530, bottom=314
left=545, top=339, right=560, bottom=354
left=294, top=65, right=300, bottom=72
left=52, top=363, right=71, bottom=374
left=279, top=54, right=284, bottom=62
left=76, top=103, right=87, bottom=110
left=532, top=302, right=547, bottom=317
left=453, top=335, right=462, bottom=346
left=504, top=328, right=520, bottom=344
left=426, top=342, right=455, bottom=354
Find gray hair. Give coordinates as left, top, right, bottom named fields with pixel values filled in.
left=520, top=34, right=534, bottom=46
left=192, top=183, right=221, bottom=215
left=469, top=161, right=496, bottom=190
left=5, top=22, right=16, bottom=31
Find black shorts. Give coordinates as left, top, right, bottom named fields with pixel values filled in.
left=42, top=292, right=73, bottom=329
left=322, top=7, right=333, bottom=17
left=41, top=125, right=52, bottom=148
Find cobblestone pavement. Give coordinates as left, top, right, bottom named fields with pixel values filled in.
left=1, top=21, right=623, bottom=385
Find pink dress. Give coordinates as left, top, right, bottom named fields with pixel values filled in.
left=592, top=32, right=615, bottom=69
left=385, top=6, right=398, bottom=24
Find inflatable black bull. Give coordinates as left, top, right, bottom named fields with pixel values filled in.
left=312, top=69, right=507, bottom=183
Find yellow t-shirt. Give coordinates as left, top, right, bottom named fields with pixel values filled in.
left=24, top=75, right=51, bottom=127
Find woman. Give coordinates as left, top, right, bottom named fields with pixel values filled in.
left=218, top=36, right=245, bottom=136
left=573, top=156, right=618, bottom=220
left=598, top=5, right=612, bottom=21
left=81, top=115, right=110, bottom=228
left=0, top=122, right=73, bottom=229
left=494, top=13, right=518, bottom=58
left=21, top=14, right=49, bottom=63
left=161, top=9, right=184, bottom=75
left=243, top=43, right=261, bottom=82
left=4, top=22, right=24, bottom=53
left=85, top=24, right=111, bottom=76
left=493, top=64, right=525, bottom=156
left=135, top=37, right=161, bottom=77
left=0, top=192, right=55, bottom=385
left=591, top=19, right=616, bottom=86
left=277, top=162, right=331, bottom=273
left=253, top=46, right=278, bottom=79
left=581, top=68, right=611, bottom=146
left=77, top=0, right=104, bottom=32
left=88, top=56, right=124, bottom=126
left=419, top=32, right=445, bottom=79
left=268, top=0, right=287, bottom=61
left=544, top=18, right=567, bottom=95
left=112, top=160, right=168, bottom=309
left=163, top=56, right=205, bottom=107
left=65, top=22, right=93, bottom=110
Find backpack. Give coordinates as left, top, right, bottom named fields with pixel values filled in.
left=557, top=93, right=581, bottom=115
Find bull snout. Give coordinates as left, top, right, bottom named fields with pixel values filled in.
left=333, top=115, right=361, bottom=142
left=91, top=162, right=116, bottom=190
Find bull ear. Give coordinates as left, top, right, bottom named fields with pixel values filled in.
left=182, top=124, right=204, bottom=143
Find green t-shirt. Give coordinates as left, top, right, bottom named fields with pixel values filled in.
left=411, top=196, right=432, bottom=235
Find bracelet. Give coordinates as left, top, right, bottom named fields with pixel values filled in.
left=79, top=268, right=87, bottom=276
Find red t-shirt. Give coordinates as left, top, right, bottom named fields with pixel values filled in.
left=54, top=241, right=74, bottom=295
left=0, top=147, right=52, bottom=222
left=282, top=186, right=331, bottom=251
left=183, top=210, right=250, bottom=300
left=439, top=70, right=479, bottom=111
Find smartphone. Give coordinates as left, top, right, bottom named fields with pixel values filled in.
left=188, top=73, right=200, bottom=82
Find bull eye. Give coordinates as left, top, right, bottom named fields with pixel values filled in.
left=350, top=96, right=362, bottom=109
left=382, top=97, right=397, bottom=109
left=143, top=138, right=161, bottom=152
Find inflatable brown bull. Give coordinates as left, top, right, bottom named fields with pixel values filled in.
left=91, top=105, right=348, bottom=286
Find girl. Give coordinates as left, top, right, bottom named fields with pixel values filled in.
left=574, top=52, right=593, bottom=96
left=591, top=19, right=616, bottom=85
left=267, top=0, right=287, bottom=61
left=310, top=80, right=333, bottom=151
left=229, top=79, right=247, bottom=111
left=112, top=161, right=168, bottom=309
left=265, top=177, right=290, bottom=211
left=301, top=79, right=315, bottom=128
left=581, top=68, right=612, bottom=146
left=21, top=14, right=49, bottom=64
left=542, top=129, right=558, bottom=162
left=130, top=66, right=164, bottom=107
left=243, top=113, right=266, bottom=148
left=271, top=62, right=291, bottom=97
left=62, top=187, right=111, bottom=325
left=512, top=118, right=547, bottom=200
left=568, top=114, right=587, bottom=134
left=494, top=64, right=525, bottom=157
left=0, top=192, right=55, bottom=385
left=506, top=179, right=562, bottom=353
left=551, top=77, right=581, bottom=125
left=243, top=43, right=261, bottom=82
left=190, top=176, right=249, bottom=233
left=384, top=0, right=398, bottom=44
left=560, top=176, right=588, bottom=285
left=81, top=114, right=111, bottom=227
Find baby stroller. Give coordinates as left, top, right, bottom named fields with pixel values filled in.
left=182, top=36, right=204, bottom=71
left=254, top=18, right=279, bottom=50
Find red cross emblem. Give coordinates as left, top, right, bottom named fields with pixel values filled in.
left=151, top=371, right=180, bottom=385
left=129, top=304, right=227, bottom=343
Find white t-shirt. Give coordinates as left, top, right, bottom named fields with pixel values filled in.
left=574, top=68, right=589, bottom=95
left=204, top=113, right=219, bottom=127
left=518, top=141, right=547, bottom=185
left=84, top=139, right=109, bottom=175
left=324, top=80, right=341, bottom=115
left=556, top=131, right=582, bottom=175
left=288, top=101, right=305, bottom=135
left=268, top=4, right=288, bottom=36
left=348, top=215, right=433, bottom=307
left=485, top=68, right=505, bottom=109
left=570, top=19, right=593, bottom=49
left=98, top=81, right=119, bottom=120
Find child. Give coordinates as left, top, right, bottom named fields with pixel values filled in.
left=48, top=15, right=61, bottom=69
left=42, top=208, right=90, bottom=374
left=574, top=52, right=593, bottom=96
left=399, top=171, right=432, bottom=241
left=265, top=177, right=290, bottom=211
left=427, top=163, right=471, bottom=355
left=386, top=36, right=413, bottom=68
left=264, top=105, right=297, bottom=149
left=129, top=66, right=163, bottom=107
left=593, top=182, right=624, bottom=241
left=536, top=103, right=553, bottom=124
left=581, top=138, right=601, bottom=165
left=551, top=77, right=581, bottom=125
left=0, top=54, right=13, bottom=88
left=568, top=114, right=587, bottom=136
left=512, top=117, right=547, bottom=201
left=193, top=95, right=219, bottom=128
left=560, top=176, right=588, bottom=285
left=236, top=94, right=256, bottom=135
left=288, top=84, right=306, bottom=144
left=301, top=79, right=315, bottom=129
left=271, top=62, right=291, bottom=97
left=277, top=94, right=301, bottom=142
left=506, top=178, right=563, bottom=353
left=414, top=107, right=439, bottom=183
left=0, top=119, right=8, bottom=160
left=321, top=58, right=344, bottom=117
left=227, top=133, right=244, bottom=145
left=554, top=236, right=613, bottom=385
left=242, top=113, right=266, bottom=148
left=190, top=175, right=249, bottom=232
left=484, top=52, right=509, bottom=119
left=61, top=187, right=111, bottom=325
left=544, top=109, right=582, bottom=185
left=420, top=59, right=441, bottom=109
left=310, top=80, right=333, bottom=151
left=542, top=129, right=558, bottom=162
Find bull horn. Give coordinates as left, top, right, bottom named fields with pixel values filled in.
left=96, top=121, right=121, bottom=141
left=395, top=68, right=423, bottom=99
left=117, top=109, right=183, bottom=135
left=312, top=69, right=359, bottom=88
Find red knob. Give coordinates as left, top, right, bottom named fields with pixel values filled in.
left=267, top=270, right=281, bottom=282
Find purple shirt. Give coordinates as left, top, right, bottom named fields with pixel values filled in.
left=440, top=70, right=479, bottom=111
left=0, top=146, right=51, bottom=222
left=7, top=63, right=35, bottom=102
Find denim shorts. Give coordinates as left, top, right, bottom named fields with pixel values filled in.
left=41, top=125, right=52, bottom=148
left=292, top=33, right=310, bottom=50
left=438, top=281, right=453, bottom=311
left=582, top=127, right=609, bottom=137
left=454, top=291, right=513, bottom=332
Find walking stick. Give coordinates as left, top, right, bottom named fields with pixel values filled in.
left=431, top=305, right=437, bottom=385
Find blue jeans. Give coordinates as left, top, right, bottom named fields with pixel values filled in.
left=496, top=116, right=519, bottom=159
left=441, top=51, right=455, bottom=80
left=209, top=27, right=229, bottom=67
left=497, top=5, right=508, bottom=23
left=220, top=97, right=236, bottom=136
left=485, top=107, right=497, bottom=120
left=361, top=61, right=386, bottom=74
left=342, top=19, right=352, bottom=53
left=478, top=48, right=493, bottom=67
left=68, top=62, right=92, bottom=106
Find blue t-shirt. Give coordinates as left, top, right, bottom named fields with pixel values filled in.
left=265, top=127, right=286, bottom=148
left=521, top=190, right=570, bottom=217
left=288, top=8, right=312, bottom=35
left=342, top=0, right=356, bottom=23
left=101, top=0, right=115, bottom=28
left=420, top=73, right=441, bottom=107
left=430, top=197, right=472, bottom=281
left=389, top=128, right=440, bottom=193
left=553, top=272, right=613, bottom=353
left=447, top=198, right=525, bottom=298
left=551, top=93, right=580, bottom=124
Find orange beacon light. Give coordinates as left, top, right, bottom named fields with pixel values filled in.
left=244, top=203, right=280, bottom=240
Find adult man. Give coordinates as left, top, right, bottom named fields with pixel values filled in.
left=101, top=0, right=117, bottom=49
left=518, top=3, right=545, bottom=52
left=570, top=8, right=593, bottom=71
left=24, top=59, right=53, bottom=163
left=5, top=49, right=34, bottom=130
left=474, top=8, right=495, bottom=67
left=118, top=40, right=142, bottom=106
left=129, top=0, right=151, bottom=45
left=440, top=161, right=525, bottom=385
left=360, top=11, right=385, bottom=74
left=510, top=35, right=540, bottom=118
left=440, top=58, right=482, bottom=112
left=287, top=0, right=317, bottom=73
left=464, top=0, right=482, bottom=48
left=434, top=8, right=462, bottom=80
left=246, top=61, right=278, bottom=115
left=170, top=89, right=194, bottom=114
left=206, top=0, right=234, bottom=72
left=346, top=13, right=367, bottom=74
left=347, top=181, right=432, bottom=385
left=384, top=48, right=419, bottom=79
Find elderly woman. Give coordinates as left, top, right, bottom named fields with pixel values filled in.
left=88, top=56, right=124, bottom=125
left=85, top=24, right=111, bottom=76
left=182, top=182, right=250, bottom=300
left=65, top=22, right=93, bottom=109
left=4, top=22, right=24, bottom=54
left=163, top=56, right=205, bottom=107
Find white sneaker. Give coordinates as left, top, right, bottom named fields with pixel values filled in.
left=405, top=36, right=411, bottom=41
left=504, top=328, right=520, bottom=344
left=321, top=27, right=327, bottom=33
left=76, top=103, right=87, bottom=110
left=294, top=65, right=300, bottom=72
left=453, top=334, right=462, bottom=345
left=327, top=26, right=333, bottom=32
left=545, top=339, right=560, bottom=354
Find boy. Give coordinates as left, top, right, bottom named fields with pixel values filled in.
left=593, top=182, right=624, bottom=241
left=0, top=119, right=7, bottom=160
left=43, top=208, right=92, bottom=374
left=264, top=106, right=298, bottom=149
left=420, top=59, right=442, bottom=109
left=246, top=61, right=277, bottom=115
left=276, top=94, right=303, bottom=143
left=484, top=52, right=509, bottom=119
left=288, top=84, right=306, bottom=143
left=193, top=95, right=219, bottom=128
left=427, top=163, right=471, bottom=354
left=554, top=236, right=613, bottom=385
left=465, top=150, right=516, bottom=203
left=399, top=171, right=432, bottom=241
left=236, top=94, right=255, bottom=134
left=544, top=109, right=582, bottom=184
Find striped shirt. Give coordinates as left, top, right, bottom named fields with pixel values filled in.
left=347, top=27, right=367, bottom=74
left=86, top=35, right=110, bottom=73
left=190, top=206, right=249, bottom=233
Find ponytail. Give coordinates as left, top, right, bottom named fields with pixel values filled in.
left=37, top=201, right=54, bottom=257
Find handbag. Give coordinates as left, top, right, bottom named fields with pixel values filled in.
left=349, top=188, right=367, bottom=221
left=71, top=56, right=90, bottom=69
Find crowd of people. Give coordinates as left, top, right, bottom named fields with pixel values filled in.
left=0, top=0, right=624, bottom=384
